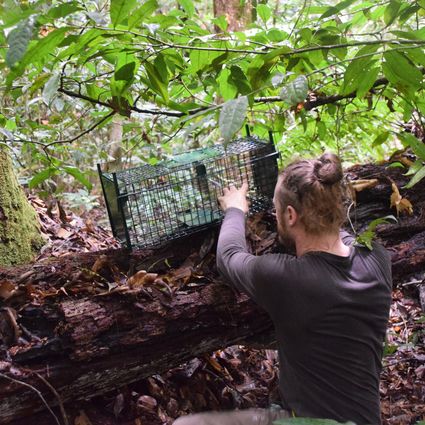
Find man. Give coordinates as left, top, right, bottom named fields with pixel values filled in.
left=174, top=153, right=392, bottom=425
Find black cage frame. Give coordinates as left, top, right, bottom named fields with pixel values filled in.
left=98, top=132, right=279, bottom=249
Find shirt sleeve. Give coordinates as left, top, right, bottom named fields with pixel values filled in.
left=216, top=207, right=261, bottom=300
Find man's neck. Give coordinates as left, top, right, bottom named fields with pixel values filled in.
left=295, top=231, right=350, bottom=257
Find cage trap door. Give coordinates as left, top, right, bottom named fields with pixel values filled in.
left=176, top=163, right=222, bottom=228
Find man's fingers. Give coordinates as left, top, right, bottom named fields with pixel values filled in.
left=241, top=181, right=249, bottom=194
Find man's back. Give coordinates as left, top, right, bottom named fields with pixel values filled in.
left=217, top=209, right=392, bottom=424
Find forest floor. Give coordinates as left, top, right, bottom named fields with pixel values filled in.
left=16, top=196, right=425, bottom=425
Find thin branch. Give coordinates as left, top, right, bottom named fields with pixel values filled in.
left=33, top=372, right=69, bottom=425
left=289, top=0, right=309, bottom=39
left=0, top=373, right=62, bottom=425
left=58, top=87, right=112, bottom=109
left=44, top=111, right=115, bottom=148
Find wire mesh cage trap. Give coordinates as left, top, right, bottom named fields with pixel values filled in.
left=98, top=134, right=279, bottom=249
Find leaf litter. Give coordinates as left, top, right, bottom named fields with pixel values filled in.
left=3, top=196, right=424, bottom=425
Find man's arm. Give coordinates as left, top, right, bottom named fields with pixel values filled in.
left=216, top=207, right=260, bottom=299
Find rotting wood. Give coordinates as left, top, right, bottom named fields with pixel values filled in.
left=0, top=163, right=424, bottom=423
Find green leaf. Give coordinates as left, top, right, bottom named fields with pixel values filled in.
left=28, top=73, right=51, bottom=95
left=399, top=133, right=425, bottom=161
left=404, top=164, right=425, bottom=189
left=29, top=167, right=58, bottom=189
left=356, top=66, right=379, bottom=98
left=115, top=62, right=136, bottom=81
left=229, top=65, right=252, bottom=96
left=47, top=2, right=82, bottom=19
left=355, top=216, right=397, bottom=250
left=212, top=15, right=228, bottom=31
left=218, top=68, right=237, bottom=101
left=110, top=0, right=137, bottom=27
left=372, top=131, right=390, bottom=148
left=257, top=4, right=271, bottom=23
left=404, top=159, right=423, bottom=176
left=128, top=0, right=158, bottom=29
left=6, top=20, right=33, bottom=68
left=177, top=0, right=195, bottom=18
left=219, top=96, right=248, bottom=144
left=1, top=0, right=36, bottom=27
left=319, top=0, right=357, bottom=19
left=279, top=75, right=309, bottom=106
left=63, top=167, right=93, bottom=190
left=382, top=51, right=423, bottom=92
left=144, top=61, right=168, bottom=102
left=42, top=73, right=60, bottom=105
left=267, top=29, right=287, bottom=42
left=9, top=27, right=69, bottom=80
left=384, top=0, right=401, bottom=26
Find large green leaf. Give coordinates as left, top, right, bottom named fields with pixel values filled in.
left=144, top=61, right=169, bottom=102
left=257, top=4, right=272, bottom=23
left=399, top=133, right=425, bottom=161
left=341, top=45, right=379, bottom=96
left=6, top=20, right=33, bottom=68
left=29, top=167, right=58, bottom=189
left=279, top=75, right=309, bottom=106
left=319, top=0, right=357, bottom=19
left=63, top=167, right=93, bottom=191
left=382, top=51, right=423, bottom=92
left=219, top=96, right=248, bottom=144
left=404, top=165, right=425, bottom=189
left=47, top=2, right=82, bottom=19
left=110, top=0, right=137, bottom=27
left=384, top=0, right=402, bottom=26
left=177, top=0, right=195, bottom=18
left=11, top=27, right=69, bottom=79
left=229, top=65, right=252, bottom=96
left=128, top=0, right=158, bottom=28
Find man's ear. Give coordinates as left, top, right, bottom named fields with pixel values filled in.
left=286, top=205, right=298, bottom=226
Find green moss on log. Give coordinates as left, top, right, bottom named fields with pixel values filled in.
left=0, top=148, right=45, bottom=266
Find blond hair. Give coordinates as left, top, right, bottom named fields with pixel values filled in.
left=275, top=153, right=346, bottom=234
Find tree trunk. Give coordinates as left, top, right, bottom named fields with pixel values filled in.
left=213, top=0, right=253, bottom=31
left=0, top=163, right=424, bottom=423
left=0, top=147, right=45, bottom=266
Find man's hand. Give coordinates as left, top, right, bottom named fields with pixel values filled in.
left=218, top=182, right=249, bottom=214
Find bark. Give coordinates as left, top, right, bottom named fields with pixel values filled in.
left=213, top=0, right=253, bottom=32
left=0, top=147, right=45, bottom=266
left=0, top=163, right=424, bottom=423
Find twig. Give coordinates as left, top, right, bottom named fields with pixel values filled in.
left=44, top=111, right=115, bottom=148
left=0, top=372, right=62, bottom=425
left=33, top=371, right=70, bottom=425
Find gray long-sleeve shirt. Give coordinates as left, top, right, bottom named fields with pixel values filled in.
left=216, top=208, right=392, bottom=425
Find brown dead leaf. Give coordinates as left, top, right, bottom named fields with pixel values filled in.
left=350, top=179, right=379, bottom=192
left=91, top=255, right=109, bottom=274
left=127, top=271, right=158, bottom=288
left=74, top=410, right=93, bottom=425
left=0, top=280, right=17, bottom=300
left=56, top=227, right=73, bottom=239
left=390, top=183, right=413, bottom=216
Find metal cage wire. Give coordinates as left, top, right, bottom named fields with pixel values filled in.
left=98, top=135, right=279, bottom=249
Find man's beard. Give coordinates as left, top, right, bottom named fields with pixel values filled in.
left=277, top=219, right=296, bottom=253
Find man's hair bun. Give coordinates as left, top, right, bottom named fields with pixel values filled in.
left=314, top=153, right=343, bottom=185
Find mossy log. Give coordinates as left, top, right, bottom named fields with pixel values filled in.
left=0, top=148, right=45, bottom=267
left=0, top=163, right=424, bottom=424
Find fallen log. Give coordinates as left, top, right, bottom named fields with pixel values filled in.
left=0, top=163, right=424, bottom=424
